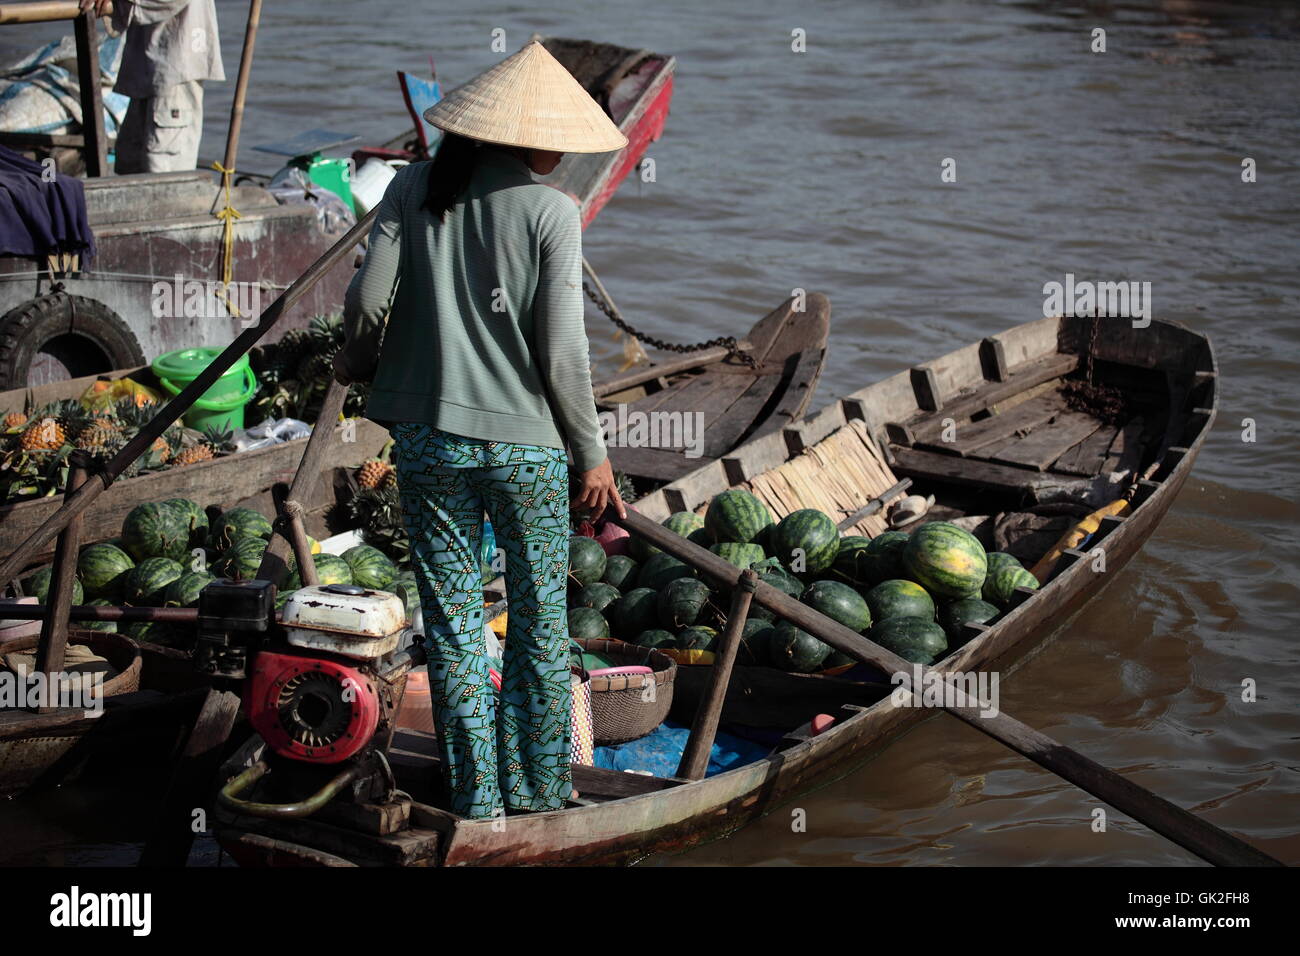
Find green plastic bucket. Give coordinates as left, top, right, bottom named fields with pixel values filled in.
left=152, top=347, right=258, bottom=433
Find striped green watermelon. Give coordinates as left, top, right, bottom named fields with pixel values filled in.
left=985, top=552, right=1023, bottom=576
left=710, top=542, right=766, bottom=568
left=123, top=557, right=184, bottom=605
left=864, top=579, right=936, bottom=623
left=862, top=531, right=910, bottom=585
left=122, top=501, right=189, bottom=562
left=81, top=598, right=117, bottom=632
left=163, top=498, right=209, bottom=549
left=77, top=542, right=135, bottom=599
left=771, top=509, right=839, bottom=575
left=768, top=620, right=831, bottom=672
left=213, top=537, right=268, bottom=581
left=938, top=597, right=1000, bottom=644
left=632, top=511, right=706, bottom=561
left=601, top=554, right=639, bottom=591
left=392, top=575, right=421, bottom=619
left=208, top=507, right=273, bottom=550
left=342, top=544, right=397, bottom=589
left=636, top=552, right=695, bottom=590
left=122, top=620, right=182, bottom=647
left=902, top=522, right=987, bottom=599
left=750, top=565, right=804, bottom=622
left=164, top=570, right=215, bottom=608
left=310, top=553, right=354, bottom=587
left=704, top=489, right=772, bottom=545
left=569, top=536, right=607, bottom=588
left=830, top=535, right=873, bottom=586
left=677, top=626, right=718, bottom=652
left=658, top=577, right=713, bottom=629
left=610, top=587, right=660, bottom=639
left=737, top=619, right=774, bottom=665
left=635, top=628, right=676, bottom=649
left=801, top=579, right=872, bottom=632
left=983, top=565, right=1040, bottom=608
left=574, top=582, right=620, bottom=613
left=568, top=606, right=609, bottom=641
left=869, top=617, right=948, bottom=665
left=26, top=566, right=83, bottom=605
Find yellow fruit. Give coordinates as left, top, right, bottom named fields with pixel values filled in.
left=174, top=444, right=214, bottom=466
left=3, top=411, right=27, bottom=430
left=358, top=459, right=395, bottom=489
left=20, top=417, right=65, bottom=451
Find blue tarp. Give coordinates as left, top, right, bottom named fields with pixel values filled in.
left=593, top=719, right=770, bottom=778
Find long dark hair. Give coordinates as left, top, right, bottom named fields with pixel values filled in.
left=423, top=133, right=480, bottom=220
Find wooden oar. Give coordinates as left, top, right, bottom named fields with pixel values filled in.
left=609, top=507, right=1282, bottom=867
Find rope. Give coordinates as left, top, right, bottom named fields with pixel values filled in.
left=211, top=160, right=244, bottom=318
left=281, top=499, right=307, bottom=519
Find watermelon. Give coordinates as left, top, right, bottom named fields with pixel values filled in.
left=902, top=521, right=987, bottom=599
left=658, top=577, right=713, bottom=629
left=750, top=565, right=804, bottom=622
left=121, top=620, right=182, bottom=648
left=392, top=576, right=421, bottom=619
left=801, top=579, right=872, bottom=632
left=121, top=501, right=189, bottom=562
left=610, top=587, right=660, bottom=639
left=710, top=542, right=766, bottom=568
left=768, top=620, right=831, bottom=672
left=574, top=582, right=620, bottom=614
left=163, top=498, right=209, bottom=549
left=938, top=597, right=1000, bottom=644
left=82, top=598, right=117, bottom=632
left=864, top=579, right=936, bottom=623
left=770, top=509, right=839, bottom=575
left=343, top=544, right=397, bottom=589
left=869, top=617, right=948, bottom=665
left=636, top=552, right=695, bottom=590
left=983, top=565, right=1040, bottom=608
left=310, top=553, right=354, bottom=587
left=77, top=542, right=134, bottom=599
left=985, top=552, right=1023, bottom=576
left=632, top=511, right=705, bottom=561
left=213, top=537, right=268, bottom=581
left=677, top=626, right=718, bottom=652
left=830, top=535, right=873, bottom=586
left=822, top=649, right=856, bottom=671
left=568, top=536, right=608, bottom=588
left=634, top=628, right=676, bottom=649
left=739, top=619, right=775, bottom=665
left=164, top=570, right=215, bottom=608
left=26, top=566, right=83, bottom=606
left=123, top=557, right=183, bottom=605
left=704, top=489, right=773, bottom=545
left=601, top=554, right=639, bottom=591
left=568, top=606, right=610, bottom=641
left=862, top=531, right=910, bottom=584
left=208, top=507, right=273, bottom=550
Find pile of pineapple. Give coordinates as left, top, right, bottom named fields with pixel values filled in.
left=0, top=397, right=233, bottom=504
left=250, top=313, right=370, bottom=423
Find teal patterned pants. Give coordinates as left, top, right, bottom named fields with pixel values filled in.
left=390, top=423, right=572, bottom=819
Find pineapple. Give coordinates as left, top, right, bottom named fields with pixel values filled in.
left=20, top=417, right=65, bottom=451
left=357, top=458, right=395, bottom=489
left=75, top=416, right=122, bottom=453
left=3, top=410, right=27, bottom=430
left=173, top=444, right=214, bottom=467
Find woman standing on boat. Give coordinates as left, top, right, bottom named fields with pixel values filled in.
left=333, top=42, right=627, bottom=819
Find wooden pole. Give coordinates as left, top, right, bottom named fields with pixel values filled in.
left=0, top=207, right=379, bottom=587
left=611, top=507, right=1283, bottom=868
left=676, top=568, right=756, bottom=780
left=835, top=477, right=912, bottom=531
left=72, top=9, right=106, bottom=176
left=221, top=0, right=263, bottom=174
left=32, top=452, right=89, bottom=713
left=0, top=2, right=111, bottom=24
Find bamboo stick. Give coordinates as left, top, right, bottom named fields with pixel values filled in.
left=0, top=2, right=110, bottom=24
left=221, top=0, right=262, bottom=174
left=611, top=507, right=1283, bottom=868
left=0, top=207, right=379, bottom=586
left=31, top=453, right=89, bottom=712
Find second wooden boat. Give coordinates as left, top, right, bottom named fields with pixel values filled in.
left=211, top=312, right=1216, bottom=866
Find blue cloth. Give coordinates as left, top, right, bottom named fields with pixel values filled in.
left=593, top=720, right=770, bottom=778
left=0, top=144, right=95, bottom=261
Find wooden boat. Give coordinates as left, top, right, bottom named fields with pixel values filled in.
left=372, top=36, right=675, bottom=231
left=211, top=312, right=1217, bottom=866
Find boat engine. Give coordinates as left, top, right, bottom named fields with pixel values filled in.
left=207, top=581, right=417, bottom=816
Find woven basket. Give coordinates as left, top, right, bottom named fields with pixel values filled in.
left=573, top=638, right=675, bottom=744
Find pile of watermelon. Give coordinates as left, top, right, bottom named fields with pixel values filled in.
left=566, top=489, right=1040, bottom=673
left=19, top=498, right=419, bottom=648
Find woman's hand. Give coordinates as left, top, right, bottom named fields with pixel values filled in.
left=574, top=458, right=626, bottom=520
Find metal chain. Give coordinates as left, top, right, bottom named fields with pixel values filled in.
left=582, top=279, right=758, bottom=369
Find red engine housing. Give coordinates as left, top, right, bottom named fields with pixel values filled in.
left=246, top=650, right=381, bottom=764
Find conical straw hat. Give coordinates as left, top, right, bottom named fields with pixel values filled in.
left=423, top=41, right=628, bottom=154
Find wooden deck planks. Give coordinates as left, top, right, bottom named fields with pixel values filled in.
left=916, top=392, right=1068, bottom=458
left=985, top=411, right=1102, bottom=471
left=1053, top=423, right=1121, bottom=476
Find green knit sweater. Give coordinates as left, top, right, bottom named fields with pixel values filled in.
left=338, top=147, right=607, bottom=472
